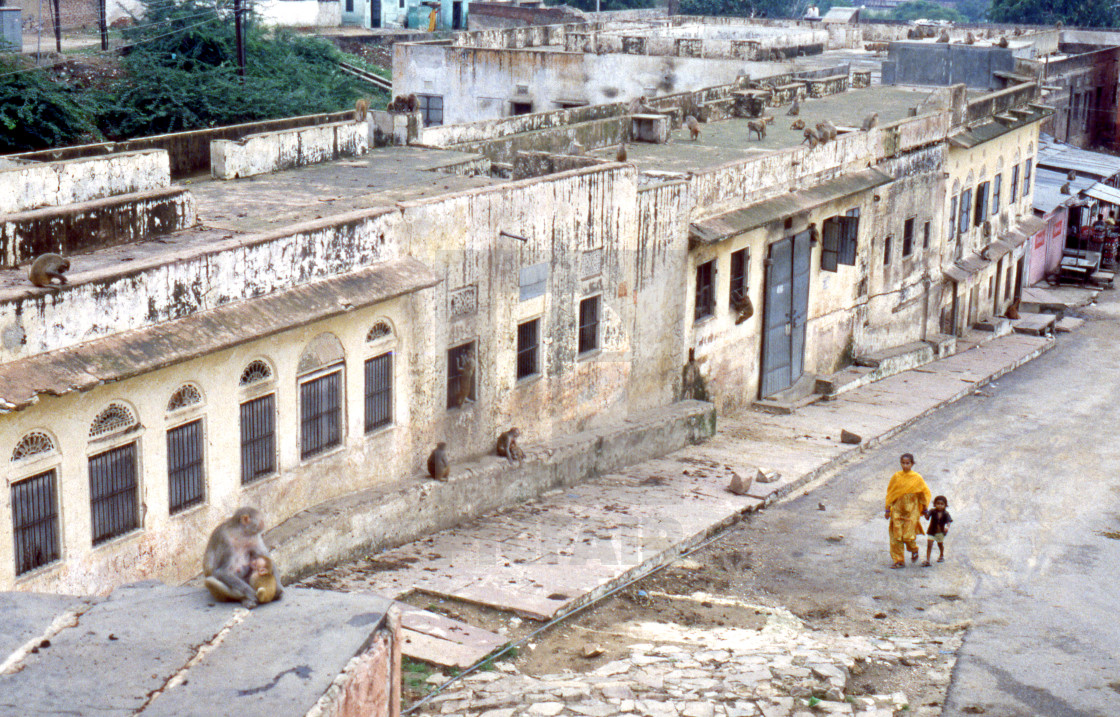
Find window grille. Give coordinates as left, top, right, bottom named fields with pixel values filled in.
left=821, top=218, right=841, bottom=272
left=300, top=370, right=343, bottom=460
left=89, top=403, right=137, bottom=439
left=366, top=322, right=393, bottom=343
left=903, top=218, right=915, bottom=257
left=578, top=297, right=600, bottom=355
left=89, top=443, right=139, bottom=545
left=694, top=261, right=715, bottom=320
left=167, top=384, right=202, bottom=412
left=516, top=320, right=540, bottom=380
left=365, top=353, right=393, bottom=432
left=729, top=249, right=748, bottom=305
left=239, top=360, right=273, bottom=387
left=167, top=420, right=205, bottom=514
left=447, top=342, right=476, bottom=408
left=12, top=470, right=60, bottom=575
left=417, top=94, right=444, bottom=127
left=11, top=431, right=55, bottom=462
left=240, top=394, right=276, bottom=484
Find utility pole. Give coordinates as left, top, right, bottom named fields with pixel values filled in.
left=51, top=0, right=59, bottom=52
left=98, top=0, right=107, bottom=50
left=233, top=0, right=245, bottom=79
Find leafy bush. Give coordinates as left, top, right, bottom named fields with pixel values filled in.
left=0, top=58, right=102, bottom=152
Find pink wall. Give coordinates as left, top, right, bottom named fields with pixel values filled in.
left=1030, top=207, right=1068, bottom=285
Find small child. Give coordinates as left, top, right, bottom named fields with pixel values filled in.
left=922, top=495, right=952, bottom=567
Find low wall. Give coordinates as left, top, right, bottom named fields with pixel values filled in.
left=967, top=82, right=1040, bottom=123
left=269, top=399, right=717, bottom=583
left=443, top=116, right=630, bottom=164
left=0, top=150, right=170, bottom=215
left=211, top=121, right=369, bottom=179
left=5, top=111, right=354, bottom=179
left=256, top=0, right=341, bottom=26
left=0, top=187, right=197, bottom=268
left=419, top=102, right=627, bottom=147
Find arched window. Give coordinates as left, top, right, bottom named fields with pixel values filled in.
left=88, top=402, right=141, bottom=545
left=298, top=334, right=345, bottom=460
left=166, top=384, right=206, bottom=514
left=366, top=320, right=394, bottom=343
left=239, top=359, right=277, bottom=484
left=167, top=384, right=203, bottom=412
left=239, top=360, right=273, bottom=387
left=365, top=320, right=396, bottom=434
left=11, top=431, right=56, bottom=462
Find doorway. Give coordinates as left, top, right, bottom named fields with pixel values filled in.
left=452, top=0, right=463, bottom=29
left=760, top=230, right=811, bottom=398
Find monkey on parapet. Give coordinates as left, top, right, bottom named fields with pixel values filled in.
left=802, top=127, right=821, bottom=148
left=747, top=119, right=766, bottom=141
left=616, top=144, right=628, bottom=162
left=861, top=112, right=879, bottom=131
left=964, top=31, right=976, bottom=45
left=203, top=507, right=273, bottom=609
left=249, top=554, right=281, bottom=604
left=816, top=120, right=837, bottom=142
left=997, top=36, right=1009, bottom=48
left=684, top=115, right=702, bottom=141
left=29, top=253, right=70, bottom=288
left=496, top=427, right=525, bottom=463
left=354, top=98, right=370, bottom=123
left=937, top=29, right=950, bottom=43
left=427, top=442, right=450, bottom=480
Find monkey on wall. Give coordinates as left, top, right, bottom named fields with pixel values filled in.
left=29, top=253, right=70, bottom=287
left=861, top=112, right=879, bottom=132
left=496, top=428, right=525, bottom=463
left=428, top=442, right=450, bottom=480
left=685, top=115, right=702, bottom=141
left=616, top=144, right=628, bottom=162
left=354, top=98, right=370, bottom=123
left=249, top=554, right=282, bottom=604
left=203, top=507, right=274, bottom=609
left=802, top=127, right=821, bottom=148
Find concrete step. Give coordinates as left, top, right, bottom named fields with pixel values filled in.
left=753, top=373, right=821, bottom=414
left=1012, top=311, right=1057, bottom=336
left=817, top=336, right=954, bottom=400
left=974, top=315, right=1013, bottom=335
left=1056, top=316, right=1085, bottom=333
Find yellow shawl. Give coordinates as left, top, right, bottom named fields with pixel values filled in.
left=885, top=469, right=932, bottom=511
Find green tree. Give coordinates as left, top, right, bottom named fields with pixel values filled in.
left=954, top=0, right=990, bottom=22
left=989, top=0, right=1117, bottom=27
left=0, top=58, right=102, bottom=152
left=678, top=0, right=795, bottom=19
left=890, top=0, right=964, bottom=22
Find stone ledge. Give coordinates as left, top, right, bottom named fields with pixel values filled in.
left=269, top=400, right=717, bottom=584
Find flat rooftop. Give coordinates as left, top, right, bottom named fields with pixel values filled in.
left=593, top=85, right=938, bottom=175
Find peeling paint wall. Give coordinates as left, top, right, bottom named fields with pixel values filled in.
left=211, top=122, right=369, bottom=179
left=0, top=150, right=170, bottom=214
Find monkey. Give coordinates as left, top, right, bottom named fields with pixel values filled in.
left=762, top=114, right=775, bottom=125
left=354, top=98, right=370, bottom=123
left=29, top=253, right=70, bottom=288
left=1060, top=182, right=1072, bottom=194
left=454, top=349, right=475, bottom=408
left=937, top=29, right=950, bottom=43
left=203, top=507, right=271, bottom=609
left=747, top=119, right=766, bottom=141
left=861, top=112, right=879, bottom=132
left=248, top=554, right=282, bottom=604
left=997, top=36, right=1009, bottom=48
left=684, top=115, right=701, bottom=141
left=496, top=427, right=525, bottom=463
left=964, top=31, right=976, bottom=45
left=427, top=442, right=450, bottom=480
left=787, top=98, right=800, bottom=116
left=1013, top=27, right=1022, bottom=36
left=791, top=118, right=805, bottom=131
left=907, top=27, right=920, bottom=40
left=802, top=127, right=821, bottom=148
left=731, top=290, right=754, bottom=325
left=1067, top=170, right=1077, bottom=181
left=616, top=144, right=628, bottom=162
left=816, top=120, right=837, bottom=142
left=1005, top=298, right=1021, bottom=321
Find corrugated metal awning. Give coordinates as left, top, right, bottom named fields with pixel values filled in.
left=690, top=169, right=892, bottom=245
left=0, top=258, right=441, bottom=412
left=1085, top=182, right=1120, bottom=205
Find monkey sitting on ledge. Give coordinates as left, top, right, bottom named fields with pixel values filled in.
left=203, top=507, right=275, bottom=609
left=29, top=253, right=70, bottom=287
left=496, top=428, right=525, bottom=463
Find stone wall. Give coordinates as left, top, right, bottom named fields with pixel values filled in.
left=210, top=121, right=369, bottom=179
left=0, top=150, right=170, bottom=214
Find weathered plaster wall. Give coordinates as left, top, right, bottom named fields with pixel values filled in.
left=0, top=151, right=170, bottom=214
left=211, top=121, right=369, bottom=179
left=256, top=0, right=341, bottom=26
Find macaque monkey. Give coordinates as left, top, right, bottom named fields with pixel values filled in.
left=427, top=442, right=450, bottom=480
left=964, top=31, right=976, bottom=45
left=802, top=127, right=821, bottom=148
left=249, top=554, right=282, bottom=604
left=731, top=290, right=754, bottom=324
left=861, top=112, right=879, bottom=131
left=787, top=99, right=800, bottom=116
left=997, top=36, right=1009, bottom=48
left=616, top=144, right=628, bottom=162
left=354, top=98, right=370, bottom=123
left=454, top=349, right=476, bottom=407
left=816, top=120, right=837, bottom=142
left=29, top=253, right=70, bottom=287
left=203, top=507, right=271, bottom=608
left=684, top=115, right=701, bottom=141
left=937, top=29, right=950, bottom=43
left=496, top=428, right=525, bottom=463
left=747, top=119, right=766, bottom=141
left=791, top=119, right=805, bottom=131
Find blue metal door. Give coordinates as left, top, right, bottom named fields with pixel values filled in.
left=760, top=230, right=811, bottom=398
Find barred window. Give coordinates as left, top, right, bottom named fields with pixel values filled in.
left=167, top=420, right=205, bottom=514
left=578, top=296, right=600, bottom=355
left=729, top=249, right=748, bottom=307
left=517, top=319, right=540, bottom=380
left=903, top=217, right=914, bottom=257
left=240, top=394, right=276, bottom=484
left=417, top=94, right=444, bottom=127
left=12, top=470, right=60, bottom=576
left=89, top=443, right=139, bottom=545
left=365, top=353, right=393, bottom=433
left=447, top=342, right=477, bottom=409
left=300, top=370, right=343, bottom=460
left=12, top=431, right=55, bottom=462
left=694, top=260, right=715, bottom=321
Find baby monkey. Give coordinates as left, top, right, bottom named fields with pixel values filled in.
left=249, top=554, right=282, bottom=604
left=496, top=427, right=525, bottom=463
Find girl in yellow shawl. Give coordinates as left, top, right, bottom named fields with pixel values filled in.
left=884, top=453, right=932, bottom=568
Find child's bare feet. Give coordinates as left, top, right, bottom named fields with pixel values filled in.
left=921, top=561, right=931, bottom=567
